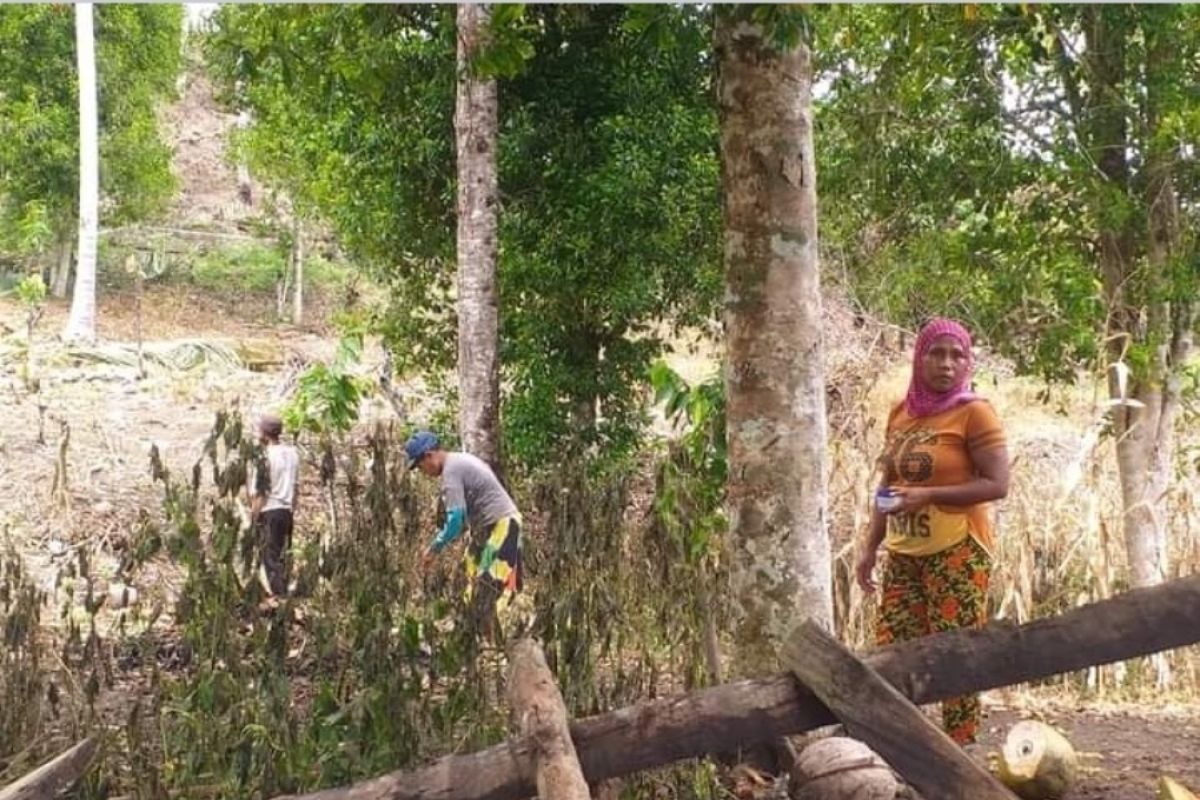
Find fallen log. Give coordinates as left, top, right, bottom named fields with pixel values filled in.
left=274, top=574, right=1200, bottom=800
left=0, top=738, right=98, bottom=800
left=784, top=622, right=1014, bottom=800
left=508, top=639, right=591, bottom=800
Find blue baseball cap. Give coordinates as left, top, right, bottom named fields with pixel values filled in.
left=404, top=431, right=440, bottom=469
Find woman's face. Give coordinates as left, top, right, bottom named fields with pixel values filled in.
left=921, top=334, right=969, bottom=393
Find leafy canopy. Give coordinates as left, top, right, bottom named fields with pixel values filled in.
left=0, top=4, right=183, bottom=249
left=206, top=4, right=722, bottom=467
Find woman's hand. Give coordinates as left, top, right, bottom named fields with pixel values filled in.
left=888, top=485, right=933, bottom=514
left=855, top=549, right=879, bottom=593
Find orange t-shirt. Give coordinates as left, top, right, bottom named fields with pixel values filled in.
left=880, top=399, right=1006, bottom=556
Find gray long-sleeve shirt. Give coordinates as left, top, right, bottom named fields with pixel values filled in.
left=441, top=452, right=518, bottom=533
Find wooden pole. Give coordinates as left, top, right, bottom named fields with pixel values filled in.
left=272, top=575, right=1200, bottom=800
left=784, top=622, right=1015, bottom=800
left=507, top=639, right=591, bottom=800
left=0, top=738, right=98, bottom=800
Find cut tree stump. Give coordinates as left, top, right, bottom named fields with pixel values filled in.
left=272, top=574, right=1200, bottom=800
left=0, top=738, right=98, bottom=800
left=507, top=639, right=591, bottom=800
left=783, top=621, right=1015, bottom=800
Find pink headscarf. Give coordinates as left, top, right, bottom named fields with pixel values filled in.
left=904, top=318, right=978, bottom=418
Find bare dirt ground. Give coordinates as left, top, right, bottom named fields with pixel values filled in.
left=0, top=286, right=340, bottom=618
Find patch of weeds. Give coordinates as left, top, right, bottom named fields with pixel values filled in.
left=305, top=255, right=353, bottom=291
left=191, top=244, right=285, bottom=294
left=0, top=542, right=48, bottom=769
left=115, top=411, right=504, bottom=798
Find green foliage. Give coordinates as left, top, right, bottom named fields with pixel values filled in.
left=476, top=4, right=536, bottom=79
left=0, top=200, right=54, bottom=257
left=648, top=363, right=726, bottom=555
left=496, top=5, right=720, bottom=466
left=186, top=242, right=350, bottom=297
left=205, top=5, right=722, bottom=470
left=16, top=273, right=47, bottom=308
left=0, top=4, right=182, bottom=255
left=815, top=5, right=1199, bottom=383
left=283, top=335, right=374, bottom=436
left=14, top=273, right=47, bottom=389
left=645, top=362, right=727, bottom=688
left=191, top=243, right=285, bottom=293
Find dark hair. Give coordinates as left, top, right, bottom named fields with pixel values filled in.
left=259, top=414, right=284, bottom=439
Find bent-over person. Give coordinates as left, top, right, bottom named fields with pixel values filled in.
left=406, top=431, right=523, bottom=639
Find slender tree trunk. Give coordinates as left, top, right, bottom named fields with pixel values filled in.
left=716, top=9, right=832, bottom=673
left=50, top=235, right=72, bottom=299
left=64, top=2, right=99, bottom=343
left=292, top=216, right=304, bottom=326
left=1136, top=21, right=1193, bottom=590
left=455, top=3, right=502, bottom=472
left=1083, top=7, right=1189, bottom=592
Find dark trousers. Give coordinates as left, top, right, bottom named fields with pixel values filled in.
left=259, top=508, right=293, bottom=596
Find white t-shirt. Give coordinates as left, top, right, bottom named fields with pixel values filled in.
left=254, top=443, right=299, bottom=512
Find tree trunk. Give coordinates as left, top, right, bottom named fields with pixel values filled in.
left=50, top=236, right=72, bottom=299
left=1084, top=7, right=1192, bottom=592
left=455, top=3, right=502, bottom=472
left=715, top=8, right=832, bottom=672
left=64, top=2, right=100, bottom=342
left=292, top=216, right=304, bottom=326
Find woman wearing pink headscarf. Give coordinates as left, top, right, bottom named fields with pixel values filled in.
left=855, top=318, right=1010, bottom=745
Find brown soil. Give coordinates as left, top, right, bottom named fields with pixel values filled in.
left=159, top=68, right=261, bottom=232
left=979, top=701, right=1200, bottom=800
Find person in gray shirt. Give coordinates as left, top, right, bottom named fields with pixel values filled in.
left=406, top=431, right=523, bottom=636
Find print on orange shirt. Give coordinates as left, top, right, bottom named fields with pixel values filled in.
left=879, top=400, right=1006, bottom=557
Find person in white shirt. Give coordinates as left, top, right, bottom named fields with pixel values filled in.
left=250, top=414, right=299, bottom=597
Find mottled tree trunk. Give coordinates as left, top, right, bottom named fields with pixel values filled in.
left=64, top=2, right=99, bottom=342
left=455, top=3, right=502, bottom=472
left=1085, top=7, right=1191, bottom=593
left=716, top=9, right=832, bottom=674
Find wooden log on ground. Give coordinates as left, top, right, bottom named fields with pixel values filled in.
left=0, top=738, right=98, bottom=800
left=783, top=621, right=1015, bottom=800
left=273, top=575, right=1200, bottom=800
left=507, top=639, right=591, bottom=800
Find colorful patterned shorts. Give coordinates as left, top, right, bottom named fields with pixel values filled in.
left=464, top=515, right=526, bottom=639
